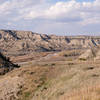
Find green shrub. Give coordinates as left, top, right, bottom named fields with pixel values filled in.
left=79, top=58, right=87, bottom=61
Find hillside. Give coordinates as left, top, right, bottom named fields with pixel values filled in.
left=0, top=30, right=100, bottom=56
left=0, top=55, right=100, bottom=100
left=0, top=52, right=19, bottom=74
left=1, top=30, right=100, bottom=100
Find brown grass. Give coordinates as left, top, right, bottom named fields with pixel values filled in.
left=59, top=84, right=100, bottom=100
left=4, top=49, right=100, bottom=100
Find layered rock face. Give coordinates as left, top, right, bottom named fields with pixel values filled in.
left=0, top=30, right=100, bottom=56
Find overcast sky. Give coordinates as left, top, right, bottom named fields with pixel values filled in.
left=0, top=0, right=100, bottom=36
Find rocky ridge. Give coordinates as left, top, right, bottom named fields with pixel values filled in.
left=0, top=30, right=100, bottom=56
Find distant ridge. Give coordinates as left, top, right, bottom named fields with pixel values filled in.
left=0, top=29, right=100, bottom=56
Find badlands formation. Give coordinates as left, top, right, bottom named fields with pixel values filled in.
left=0, top=30, right=100, bottom=100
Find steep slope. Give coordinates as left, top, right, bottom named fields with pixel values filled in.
left=0, top=30, right=100, bottom=56
left=79, top=49, right=95, bottom=60
left=0, top=52, right=19, bottom=75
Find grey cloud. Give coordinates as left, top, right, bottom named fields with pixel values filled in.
left=0, top=0, right=100, bottom=35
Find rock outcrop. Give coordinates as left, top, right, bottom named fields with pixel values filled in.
left=0, top=52, right=19, bottom=75
left=0, top=30, right=100, bottom=56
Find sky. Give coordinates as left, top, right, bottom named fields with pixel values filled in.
left=0, top=0, right=100, bottom=36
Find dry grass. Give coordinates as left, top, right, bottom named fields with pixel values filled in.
left=58, top=50, right=82, bottom=57
left=59, top=84, right=100, bottom=100
left=30, top=59, right=100, bottom=100
left=11, top=52, right=53, bottom=63
left=2, top=49, right=100, bottom=100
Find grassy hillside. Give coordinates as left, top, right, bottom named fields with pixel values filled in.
left=1, top=57, right=100, bottom=100
left=0, top=47, right=100, bottom=100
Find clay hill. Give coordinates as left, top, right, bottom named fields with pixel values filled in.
left=0, top=29, right=100, bottom=56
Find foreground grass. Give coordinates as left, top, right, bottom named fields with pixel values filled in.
left=59, top=84, right=100, bottom=100
left=7, top=57, right=100, bottom=100
left=31, top=60, right=100, bottom=100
